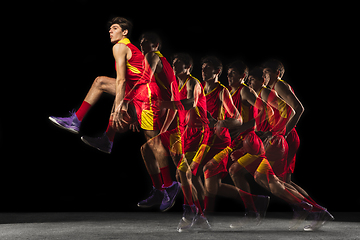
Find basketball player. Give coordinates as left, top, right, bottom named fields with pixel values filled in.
left=49, top=17, right=161, bottom=154
left=190, top=56, right=243, bottom=214
left=136, top=32, right=181, bottom=212
left=261, top=60, right=334, bottom=231
left=140, top=53, right=211, bottom=231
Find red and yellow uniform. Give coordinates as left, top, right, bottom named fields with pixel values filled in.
left=171, top=75, right=210, bottom=173
left=227, top=84, right=274, bottom=176
left=271, top=79, right=300, bottom=175
left=116, top=38, right=160, bottom=131
left=152, top=51, right=178, bottom=131
left=256, top=84, right=292, bottom=180
left=153, top=51, right=176, bottom=101
left=192, top=82, right=231, bottom=179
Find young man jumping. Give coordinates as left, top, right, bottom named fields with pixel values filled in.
left=49, top=17, right=161, bottom=153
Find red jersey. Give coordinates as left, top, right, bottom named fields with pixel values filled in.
left=171, top=75, right=209, bottom=128
left=204, top=82, right=226, bottom=120
left=256, top=83, right=292, bottom=136
left=115, top=38, right=153, bottom=90
left=227, top=84, right=256, bottom=135
left=153, top=51, right=176, bottom=101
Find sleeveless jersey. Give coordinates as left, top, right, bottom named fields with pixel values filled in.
left=171, top=75, right=209, bottom=128
left=153, top=51, right=176, bottom=101
left=115, top=38, right=153, bottom=90
left=268, top=79, right=294, bottom=135
left=227, top=83, right=256, bottom=135
left=204, top=82, right=227, bottom=120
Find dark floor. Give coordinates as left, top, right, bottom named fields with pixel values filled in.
left=0, top=212, right=359, bottom=240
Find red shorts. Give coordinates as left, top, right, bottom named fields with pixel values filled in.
left=265, top=135, right=288, bottom=181
left=231, top=131, right=274, bottom=176
left=177, top=126, right=210, bottom=173
left=195, top=127, right=231, bottom=179
left=159, top=127, right=182, bottom=156
left=286, top=128, right=300, bottom=174
left=124, top=82, right=160, bottom=131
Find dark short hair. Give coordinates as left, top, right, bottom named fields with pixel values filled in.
left=172, top=53, right=194, bottom=73
left=249, top=66, right=264, bottom=81
left=140, top=32, right=162, bottom=50
left=107, top=17, right=133, bottom=37
left=228, top=60, right=249, bottom=81
left=200, top=56, right=223, bottom=77
left=262, top=59, right=285, bottom=78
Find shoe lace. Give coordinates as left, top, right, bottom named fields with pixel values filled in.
left=68, top=109, right=77, bottom=117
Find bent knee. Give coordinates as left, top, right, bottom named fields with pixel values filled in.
left=94, top=76, right=108, bottom=91
left=229, top=163, right=245, bottom=178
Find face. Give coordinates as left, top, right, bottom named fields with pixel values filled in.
left=227, top=68, right=243, bottom=87
left=140, top=38, right=158, bottom=54
left=262, top=67, right=278, bottom=85
left=109, top=24, right=127, bottom=44
left=172, top=58, right=187, bottom=76
left=201, top=63, right=217, bottom=82
left=248, top=75, right=264, bottom=92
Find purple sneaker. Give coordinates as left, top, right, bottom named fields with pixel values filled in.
left=160, top=181, right=181, bottom=212
left=49, top=110, right=81, bottom=134
left=81, top=133, right=113, bottom=154
left=304, top=209, right=334, bottom=231
left=137, top=187, right=165, bottom=208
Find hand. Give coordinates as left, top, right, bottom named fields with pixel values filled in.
left=111, top=101, right=132, bottom=131
left=111, top=110, right=125, bottom=131
left=129, top=121, right=140, bottom=132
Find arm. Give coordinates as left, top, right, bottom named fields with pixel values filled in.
left=160, top=83, right=177, bottom=134
left=145, top=52, right=161, bottom=80
left=261, top=88, right=295, bottom=136
left=219, top=88, right=242, bottom=128
left=161, top=77, right=199, bottom=110
left=275, top=81, right=304, bottom=137
left=234, top=86, right=274, bottom=135
left=111, top=43, right=129, bottom=130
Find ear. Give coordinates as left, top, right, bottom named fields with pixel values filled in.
left=122, top=29, right=129, bottom=36
left=276, top=70, right=280, bottom=78
left=155, top=43, right=160, bottom=49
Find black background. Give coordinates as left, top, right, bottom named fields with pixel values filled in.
left=2, top=2, right=356, bottom=213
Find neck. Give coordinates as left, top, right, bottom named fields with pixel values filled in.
left=229, top=82, right=241, bottom=93
left=177, top=73, right=190, bottom=83
left=204, top=78, right=218, bottom=93
left=267, top=78, right=279, bottom=88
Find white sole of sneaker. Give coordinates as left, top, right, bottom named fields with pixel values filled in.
left=49, top=116, right=79, bottom=134
left=80, top=136, right=111, bottom=154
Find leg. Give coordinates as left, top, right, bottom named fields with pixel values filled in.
left=84, top=76, right=116, bottom=105
left=49, top=76, right=116, bottom=134
left=204, top=174, right=221, bottom=213
left=229, top=162, right=251, bottom=193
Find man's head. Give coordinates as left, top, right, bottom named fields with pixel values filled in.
left=262, top=59, right=285, bottom=85
left=227, top=60, right=248, bottom=87
left=248, top=66, right=265, bottom=92
left=201, top=56, right=223, bottom=82
left=140, top=32, right=162, bottom=54
left=172, top=53, right=193, bottom=76
left=108, top=17, right=133, bottom=44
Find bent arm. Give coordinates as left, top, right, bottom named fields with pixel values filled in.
left=220, top=88, right=243, bottom=128
left=113, top=43, right=128, bottom=111
left=275, top=81, right=304, bottom=136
